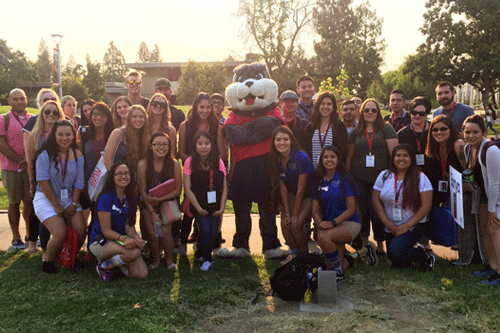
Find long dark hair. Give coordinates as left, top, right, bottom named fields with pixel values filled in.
left=88, top=102, right=114, bottom=141
left=314, top=145, right=358, bottom=206
left=187, top=92, right=219, bottom=125
left=191, top=131, right=219, bottom=171
left=425, top=115, right=460, bottom=158
left=310, top=92, right=339, bottom=129
left=389, top=144, right=421, bottom=211
left=34, top=120, right=78, bottom=175
left=145, top=132, right=175, bottom=187
left=98, top=163, right=136, bottom=205
left=269, top=125, right=302, bottom=184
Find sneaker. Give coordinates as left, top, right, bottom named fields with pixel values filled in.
left=178, top=244, right=187, bottom=256
left=11, top=238, right=26, bottom=249
left=364, top=244, right=379, bottom=266
left=96, top=264, right=114, bottom=282
left=200, top=261, right=212, bottom=271
left=480, top=272, right=500, bottom=286
left=196, top=256, right=204, bottom=262
left=425, top=253, right=436, bottom=271
left=336, top=270, right=345, bottom=283
left=42, top=261, right=58, bottom=274
left=474, top=265, right=497, bottom=277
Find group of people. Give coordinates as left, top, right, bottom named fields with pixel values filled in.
left=2, top=73, right=500, bottom=287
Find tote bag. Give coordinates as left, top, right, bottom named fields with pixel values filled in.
left=88, top=152, right=107, bottom=202
left=57, top=226, right=79, bottom=269
left=160, top=200, right=182, bottom=225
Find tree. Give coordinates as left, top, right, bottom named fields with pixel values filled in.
left=408, top=0, right=500, bottom=108
left=237, top=0, right=314, bottom=88
left=176, top=60, right=227, bottom=105
left=36, top=38, right=52, bottom=83
left=0, top=39, right=39, bottom=96
left=311, top=0, right=385, bottom=97
left=63, top=55, right=85, bottom=79
left=83, top=55, right=105, bottom=101
left=62, top=75, right=88, bottom=103
left=103, top=42, right=127, bottom=82
left=138, top=42, right=163, bottom=62
left=150, top=44, right=162, bottom=62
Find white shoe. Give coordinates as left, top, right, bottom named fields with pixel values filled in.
left=264, top=247, right=291, bottom=260
left=218, top=247, right=250, bottom=258
left=200, top=261, right=212, bottom=271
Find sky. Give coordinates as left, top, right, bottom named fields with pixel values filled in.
left=3, top=0, right=427, bottom=74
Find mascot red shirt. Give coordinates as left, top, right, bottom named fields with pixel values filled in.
left=219, top=63, right=290, bottom=259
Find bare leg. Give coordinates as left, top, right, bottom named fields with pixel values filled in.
left=140, top=209, right=161, bottom=267
left=8, top=202, right=21, bottom=240
left=43, top=216, right=67, bottom=262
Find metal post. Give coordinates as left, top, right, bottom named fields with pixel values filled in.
left=51, top=34, right=63, bottom=99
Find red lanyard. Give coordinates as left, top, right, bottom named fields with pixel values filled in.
left=286, top=117, right=297, bottom=130
left=209, top=169, right=214, bottom=190
left=318, top=126, right=330, bottom=149
left=394, top=174, right=404, bottom=205
left=390, top=112, right=404, bottom=131
left=57, top=152, right=69, bottom=182
left=93, top=139, right=104, bottom=160
left=447, top=102, right=457, bottom=119
left=410, top=125, right=425, bottom=152
left=365, top=129, right=375, bottom=152
left=439, top=148, right=448, bottom=177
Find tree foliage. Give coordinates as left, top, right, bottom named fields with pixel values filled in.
left=138, top=42, right=162, bottom=62
left=83, top=55, right=105, bottom=101
left=311, top=0, right=385, bottom=97
left=103, top=42, right=127, bottom=83
left=0, top=39, right=39, bottom=97
left=63, top=55, right=85, bottom=79
left=62, top=75, right=88, bottom=104
left=407, top=0, right=500, bottom=108
left=237, top=0, right=313, bottom=88
left=36, top=38, right=52, bottom=83
left=318, top=69, right=352, bottom=109
left=176, top=60, right=227, bottom=105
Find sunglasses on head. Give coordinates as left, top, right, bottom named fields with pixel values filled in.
left=42, top=97, right=57, bottom=103
left=411, top=111, right=427, bottom=117
left=363, top=108, right=378, bottom=114
left=127, top=80, right=142, bottom=85
left=151, top=101, right=166, bottom=109
left=44, top=109, right=59, bottom=116
left=431, top=126, right=449, bottom=133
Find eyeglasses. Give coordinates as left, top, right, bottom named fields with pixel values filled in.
left=44, top=109, right=59, bottom=116
left=151, top=101, right=167, bottom=109
left=114, top=171, right=130, bottom=177
left=152, top=143, right=169, bottom=148
left=92, top=112, right=107, bottom=118
left=431, top=127, right=449, bottom=133
left=363, top=108, right=378, bottom=114
left=42, top=97, right=57, bottom=103
left=411, top=111, right=427, bottom=117
left=127, top=80, right=142, bottom=85
left=211, top=100, right=224, bottom=106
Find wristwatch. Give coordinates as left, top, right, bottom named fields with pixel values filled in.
left=331, top=220, right=338, bottom=228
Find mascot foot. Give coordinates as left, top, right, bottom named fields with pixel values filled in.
left=218, top=247, right=251, bottom=259
left=263, top=247, right=291, bottom=260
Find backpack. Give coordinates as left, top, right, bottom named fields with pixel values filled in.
left=492, top=109, right=497, bottom=120
left=2, top=113, right=10, bottom=143
left=270, top=252, right=327, bottom=301
left=480, top=140, right=500, bottom=167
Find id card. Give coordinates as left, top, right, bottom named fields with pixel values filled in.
left=60, top=188, right=68, bottom=200
left=366, top=154, right=375, bottom=167
left=207, top=191, right=216, bottom=204
left=392, top=208, right=402, bottom=221
left=416, top=154, right=425, bottom=166
left=438, top=180, right=448, bottom=193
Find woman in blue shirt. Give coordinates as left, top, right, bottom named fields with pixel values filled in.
left=89, top=163, right=147, bottom=281
left=270, top=126, right=315, bottom=260
left=312, top=145, right=361, bottom=281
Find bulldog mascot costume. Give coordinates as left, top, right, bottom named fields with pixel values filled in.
left=218, top=62, right=291, bottom=259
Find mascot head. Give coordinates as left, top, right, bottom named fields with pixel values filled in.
left=225, top=62, right=278, bottom=116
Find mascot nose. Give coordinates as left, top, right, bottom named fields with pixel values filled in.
left=245, top=81, right=253, bottom=88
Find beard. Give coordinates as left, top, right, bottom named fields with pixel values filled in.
left=438, top=96, right=453, bottom=107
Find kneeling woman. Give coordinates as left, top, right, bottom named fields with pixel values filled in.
left=312, top=145, right=361, bottom=281
left=89, top=163, right=147, bottom=280
left=373, top=144, right=435, bottom=271
left=34, top=120, right=86, bottom=273
left=270, top=126, right=315, bottom=258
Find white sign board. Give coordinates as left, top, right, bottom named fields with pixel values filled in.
left=449, top=166, right=464, bottom=228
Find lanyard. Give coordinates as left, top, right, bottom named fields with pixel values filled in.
left=57, top=152, right=70, bottom=183
left=209, top=169, right=214, bottom=190
left=318, top=126, right=330, bottom=149
left=410, top=125, right=425, bottom=152
left=439, top=148, right=448, bottom=178
left=93, top=138, right=104, bottom=160
left=11, top=112, right=26, bottom=127
left=286, top=117, right=297, bottom=130
left=390, top=112, right=405, bottom=131
left=365, top=129, right=375, bottom=153
left=447, top=102, right=457, bottom=119
left=394, top=174, right=404, bottom=205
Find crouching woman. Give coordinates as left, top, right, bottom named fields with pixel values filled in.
left=89, top=163, right=148, bottom=280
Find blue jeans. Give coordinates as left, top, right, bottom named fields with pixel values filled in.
left=196, top=215, right=220, bottom=262
left=385, top=224, right=427, bottom=269
left=486, top=121, right=498, bottom=135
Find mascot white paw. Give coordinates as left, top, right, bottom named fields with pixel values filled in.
left=218, top=247, right=251, bottom=259
left=263, top=247, right=291, bottom=260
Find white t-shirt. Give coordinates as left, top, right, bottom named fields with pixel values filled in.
left=373, top=170, right=433, bottom=232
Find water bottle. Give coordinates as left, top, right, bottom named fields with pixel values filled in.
left=155, top=218, right=163, bottom=237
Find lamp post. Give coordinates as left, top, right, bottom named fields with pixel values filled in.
left=51, top=34, right=63, bottom=99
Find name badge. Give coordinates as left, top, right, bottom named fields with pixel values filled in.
left=60, top=188, right=68, bottom=200
left=207, top=191, right=216, bottom=204
left=392, top=208, right=402, bottom=221
left=438, top=180, right=448, bottom=193
left=366, top=154, right=375, bottom=167
left=416, top=154, right=425, bottom=166
left=320, top=186, right=329, bottom=192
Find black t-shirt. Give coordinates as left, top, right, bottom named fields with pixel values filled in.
left=170, top=105, right=185, bottom=132
left=286, top=116, right=309, bottom=150
left=397, top=123, right=429, bottom=155
left=384, top=111, right=411, bottom=132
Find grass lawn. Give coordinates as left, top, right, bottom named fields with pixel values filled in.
left=0, top=250, right=499, bottom=332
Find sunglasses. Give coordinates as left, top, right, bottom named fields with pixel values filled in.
left=127, top=80, right=142, bottom=85
left=56, top=120, right=72, bottom=125
left=411, top=111, right=427, bottom=117
left=151, top=101, right=167, bottom=109
left=431, top=127, right=449, bottom=133
left=363, top=108, right=378, bottom=114
left=44, top=109, right=59, bottom=116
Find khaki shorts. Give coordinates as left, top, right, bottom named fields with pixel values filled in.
left=89, top=241, right=106, bottom=261
left=2, top=170, right=30, bottom=204
left=342, top=221, right=361, bottom=239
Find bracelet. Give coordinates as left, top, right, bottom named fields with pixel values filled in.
left=118, top=235, right=123, bottom=242
left=71, top=202, right=77, bottom=206
left=331, top=219, right=338, bottom=228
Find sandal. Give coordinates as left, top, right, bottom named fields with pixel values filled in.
left=148, top=264, right=159, bottom=271
left=167, top=263, right=177, bottom=270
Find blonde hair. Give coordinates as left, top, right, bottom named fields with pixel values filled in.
left=61, top=95, right=77, bottom=110
left=146, top=93, right=171, bottom=134
left=124, top=105, right=149, bottom=172
left=31, top=101, right=65, bottom=147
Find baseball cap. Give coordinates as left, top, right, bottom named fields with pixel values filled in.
left=155, top=78, right=171, bottom=89
left=280, top=90, right=299, bottom=101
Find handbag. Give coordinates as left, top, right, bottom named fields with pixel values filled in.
left=88, top=152, right=107, bottom=202
left=160, top=200, right=182, bottom=225
left=149, top=179, right=176, bottom=207
left=427, top=205, right=459, bottom=247
left=57, top=225, right=78, bottom=269
left=180, top=198, right=193, bottom=218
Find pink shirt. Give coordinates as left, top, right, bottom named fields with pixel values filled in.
left=0, top=110, right=30, bottom=171
left=183, top=157, right=226, bottom=176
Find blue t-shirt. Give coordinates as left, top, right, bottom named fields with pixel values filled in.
left=278, top=149, right=315, bottom=198
left=89, top=191, right=130, bottom=244
left=315, top=172, right=360, bottom=223
left=35, top=150, right=85, bottom=196
left=433, top=102, right=474, bottom=132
